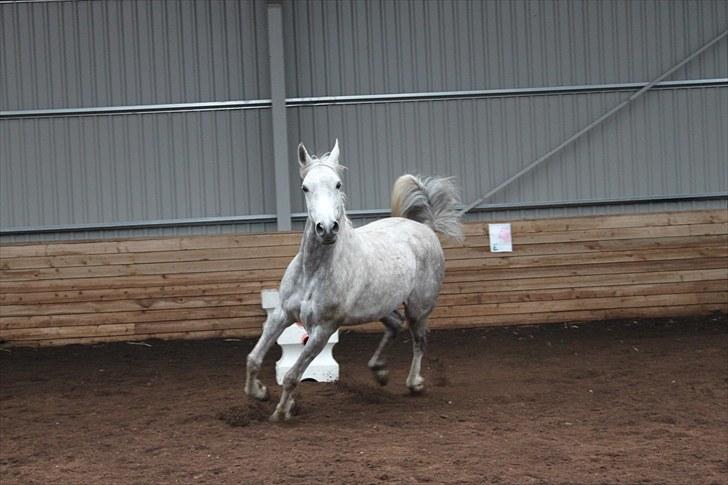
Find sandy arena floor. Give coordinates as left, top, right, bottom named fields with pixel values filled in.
left=1, top=314, right=726, bottom=484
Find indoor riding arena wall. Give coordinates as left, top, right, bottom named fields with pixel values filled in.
left=1, top=209, right=725, bottom=347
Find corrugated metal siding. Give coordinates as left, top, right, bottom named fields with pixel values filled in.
left=0, top=109, right=276, bottom=228
left=0, top=0, right=269, bottom=110
left=1, top=0, right=726, bottom=243
left=287, top=86, right=727, bottom=213
left=282, top=0, right=728, bottom=97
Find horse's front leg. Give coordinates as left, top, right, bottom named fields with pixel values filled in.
left=270, top=324, right=336, bottom=422
left=245, top=307, right=292, bottom=401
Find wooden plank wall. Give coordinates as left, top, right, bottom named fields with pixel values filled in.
left=1, top=210, right=726, bottom=347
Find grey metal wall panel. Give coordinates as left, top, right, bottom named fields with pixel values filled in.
left=0, top=0, right=269, bottom=111
left=287, top=86, right=727, bottom=213
left=0, top=109, right=275, bottom=229
left=2, top=0, right=726, bottom=244
left=282, top=0, right=727, bottom=98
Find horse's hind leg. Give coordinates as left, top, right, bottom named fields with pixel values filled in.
left=405, top=310, right=430, bottom=394
left=368, top=310, right=404, bottom=386
left=245, top=307, right=291, bottom=401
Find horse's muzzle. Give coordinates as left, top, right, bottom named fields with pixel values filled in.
left=315, top=221, right=339, bottom=245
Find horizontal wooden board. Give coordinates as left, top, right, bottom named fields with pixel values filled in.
left=443, top=235, right=728, bottom=260
left=457, top=209, right=727, bottom=237
left=443, top=257, right=728, bottom=283
left=455, top=222, right=727, bottom=248
left=445, top=246, right=728, bottom=272
left=0, top=232, right=303, bottom=258
left=437, top=280, right=727, bottom=306
left=430, top=292, right=727, bottom=319
left=0, top=280, right=278, bottom=305
left=2, top=293, right=265, bottom=317
left=428, top=303, right=728, bottom=329
left=440, top=268, right=728, bottom=295
left=0, top=256, right=294, bottom=282
left=4, top=317, right=261, bottom=341
left=1, top=305, right=266, bottom=331
left=0, top=270, right=283, bottom=293
left=1, top=209, right=726, bottom=347
left=0, top=244, right=300, bottom=270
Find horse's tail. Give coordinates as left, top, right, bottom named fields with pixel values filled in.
left=390, top=174, right=464, bottom=242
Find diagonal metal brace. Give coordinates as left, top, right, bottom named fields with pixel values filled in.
left=462, top=28, right=728, bottom=214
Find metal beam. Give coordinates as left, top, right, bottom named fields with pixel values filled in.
left=0, top=100, right=272, bottom=119
left=462, top=28, right=728, bottom=214
left=286, top=78, right=728, bottom=107
left=267, top=2, right=292, bottom=231
left=3, top=78, right=725, bottom=120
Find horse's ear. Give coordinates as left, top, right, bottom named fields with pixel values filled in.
left=329, top=139, right=340, bottom=165
left=298, top=142, right=312, bottom=170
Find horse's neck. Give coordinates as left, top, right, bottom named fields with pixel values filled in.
left=301, top=218, right=357, bottom=279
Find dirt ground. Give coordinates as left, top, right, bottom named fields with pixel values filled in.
left=1, top=315, right=726, bottom=485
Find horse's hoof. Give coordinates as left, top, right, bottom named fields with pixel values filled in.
left=245, top=380, right=269, bottom=401
left=270, top=397, right=296, bottom=422
left=373, top=368, right=389, bottom=386
left=407, top=377, right=425, bottom=394
left=269, top=409, right=293, bottom=422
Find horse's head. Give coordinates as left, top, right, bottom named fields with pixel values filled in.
left=297, top=139, right=346, bottom=245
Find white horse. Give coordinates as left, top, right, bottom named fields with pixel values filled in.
left=245, top=140, right=463, bottom=421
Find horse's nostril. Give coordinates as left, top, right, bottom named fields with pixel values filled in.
left=332, top=221, right=339, bottom=234
left=315, top=222, right=325, bottom=236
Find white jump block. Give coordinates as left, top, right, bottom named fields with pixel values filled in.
left=260, top=289, right=339, bottom=385
left=275, top=324, right=339, bottom=385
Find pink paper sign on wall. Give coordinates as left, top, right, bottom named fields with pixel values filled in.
left=488, top=223, right=513, bottom=252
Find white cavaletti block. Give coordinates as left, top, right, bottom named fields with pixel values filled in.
left=275, top=324, right=339, bottom=384
left=260, top=289, right=339, bottom=385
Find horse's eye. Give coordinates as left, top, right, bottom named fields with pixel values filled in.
left=302, top=185, right=309, bottom=193
left=336, top=181, right=341, bottom=190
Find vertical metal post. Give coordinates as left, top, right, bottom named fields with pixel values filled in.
left=267, top=2, right=291, bottom=231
